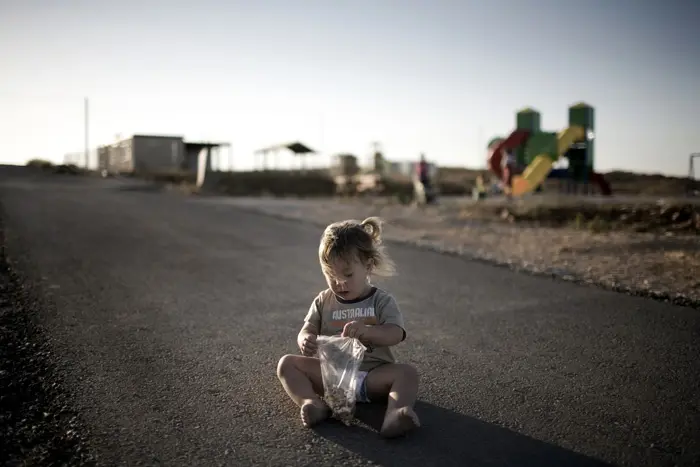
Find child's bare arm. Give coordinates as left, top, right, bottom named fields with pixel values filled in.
left=342, top=291, right=405, bottom=347
left=298, top=321, right=318, bottom=338
left=298, top=322, right=320, bottom=356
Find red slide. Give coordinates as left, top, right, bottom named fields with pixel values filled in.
left=589, top=171, right=612, bottom=196
left=487, top=129, right=531, bottom=180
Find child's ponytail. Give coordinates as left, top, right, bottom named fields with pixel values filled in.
left=360, top=217, right=383, bottom=244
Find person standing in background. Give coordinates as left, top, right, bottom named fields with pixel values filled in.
left=501, top=149, right=517, bottom=196
left=414, top=153, right=433, bottom=205
left=417, top=154, right=429, bottom=188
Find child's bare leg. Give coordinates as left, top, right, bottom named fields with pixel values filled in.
left=277, top=355, right=329, bottom=427
left=365, top=363, right=420, bottom=438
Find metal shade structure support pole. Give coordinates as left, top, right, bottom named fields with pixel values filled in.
left=84, top=97, right=89, bottom=169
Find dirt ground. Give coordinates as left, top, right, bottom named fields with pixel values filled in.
left=455, top=194, right=700, bottom=235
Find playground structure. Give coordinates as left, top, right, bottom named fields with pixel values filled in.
left=487, top=103, right=612, bottom=197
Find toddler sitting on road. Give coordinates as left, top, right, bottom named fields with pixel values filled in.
left=276, top=216, right=420, bottom=438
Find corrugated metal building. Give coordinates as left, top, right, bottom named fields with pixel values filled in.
left=98, top=134, right=187, bottom=174
left=98, top=134, right=227, bottom=175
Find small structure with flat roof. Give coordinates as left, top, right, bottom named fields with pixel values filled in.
left=253, top=141, right=316, bottom=171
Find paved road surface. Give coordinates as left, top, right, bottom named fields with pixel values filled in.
left=1, top=166, right=699, bottom=466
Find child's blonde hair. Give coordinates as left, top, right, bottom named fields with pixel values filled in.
left=318, top=216, right=396, bottom=277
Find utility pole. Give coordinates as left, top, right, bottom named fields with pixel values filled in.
left=84, top=97, right=89, bottom=169
left=228, top=144, right=233, bottom=172
left=477, top=125, right=484, bottom=169
left=319, top=112, right=326, bottom=169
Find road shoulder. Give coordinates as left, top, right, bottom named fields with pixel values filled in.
left=0, top=214, right=95, bottom=465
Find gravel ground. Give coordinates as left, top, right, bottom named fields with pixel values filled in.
left=0, top=216, right=95, bottom=466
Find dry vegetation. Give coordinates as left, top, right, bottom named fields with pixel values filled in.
left=437, top=167, right=699, bottom=235
left=438, top=166, right=699, bottom=196
left=26, top=159, right=89, bottom=176
left=454, top=199, right=699, bottom=235
left=603, top=170, right=699, bottom=196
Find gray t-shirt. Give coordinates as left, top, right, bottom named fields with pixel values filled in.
left=304, top=287, right=406, bottom=372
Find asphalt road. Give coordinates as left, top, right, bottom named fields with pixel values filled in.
left=1, top=166, right=699, bottom=467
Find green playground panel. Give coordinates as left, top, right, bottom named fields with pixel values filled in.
left=524, top=131, right=558, bottom=164
left=516, top=108, right=541, bottom=133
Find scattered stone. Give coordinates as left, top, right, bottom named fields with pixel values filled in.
left=323, top=386, right=355, bottom=426
left=0, top=219, right=95, bottom=465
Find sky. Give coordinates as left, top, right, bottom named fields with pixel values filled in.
left=1, top=0, right=699, bottom=176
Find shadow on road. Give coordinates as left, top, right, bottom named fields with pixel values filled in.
left=314, top=401, right=614, bottom=467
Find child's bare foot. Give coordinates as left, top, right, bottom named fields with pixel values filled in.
left=380, top=406, right=420, bottom=438
left=300, top=399, right=329, bottom=428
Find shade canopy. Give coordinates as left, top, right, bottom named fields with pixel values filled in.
left=254, top=141, right=316, bottom=155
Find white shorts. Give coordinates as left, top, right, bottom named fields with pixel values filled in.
left=356, top=371, right=371, bottom=403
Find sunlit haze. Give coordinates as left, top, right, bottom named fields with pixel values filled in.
left=1, top=0, right=698, bottom=176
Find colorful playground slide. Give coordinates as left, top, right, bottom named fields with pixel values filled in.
left=487, top=130, right=531, bottom=181
left=511, top=126, right=585, bottom=196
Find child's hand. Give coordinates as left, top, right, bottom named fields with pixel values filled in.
left=298, top=333, right=318, bottom=356
left=341, top=320, right=366, bottom=340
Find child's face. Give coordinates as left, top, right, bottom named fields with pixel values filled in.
left=323, top=255, right=371, bottom=301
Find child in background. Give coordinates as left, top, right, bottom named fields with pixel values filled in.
left=276, top=217, right=420, bottom=438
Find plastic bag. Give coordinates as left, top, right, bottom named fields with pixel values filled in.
left=316, top=335, right=367, bottom=425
